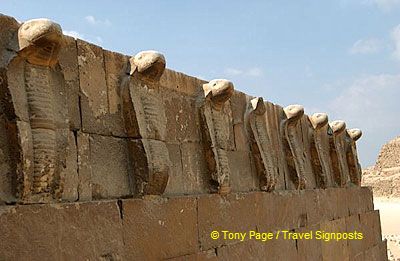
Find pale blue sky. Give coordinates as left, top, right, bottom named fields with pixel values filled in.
left=2, top=0, right=400, bottom=166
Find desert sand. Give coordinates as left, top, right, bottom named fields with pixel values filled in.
left=374, top=197, right=400, bottom=260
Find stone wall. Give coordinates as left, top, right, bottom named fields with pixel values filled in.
left=0, top=187, right=387, bottom=260
left=0, top=14, right=388, bottom=260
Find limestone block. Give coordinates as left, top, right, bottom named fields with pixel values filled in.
left=77, top=39, right=109, bottom=135
left=59, top=131, right=78, bottom=202
left=254, top=192, right=275, bottom=231
left=58, top=35, right=80, bottom=130
left=227, top=150, right=258, bottom=192
left=0, top=204, right=60, bottom=260
left=296, top=224, right=323, bottom=261
left=318, top=188, right=349, bottom=221
left=104, top=49, right=129, bottom=137
left=246, top=97, right=278, bottom=191
left=346, top=187, right=374, bottom=216
left=364, top=244, right=383, bottom=261
left=264, top=237, right=299, bottom=261
left=268, top=190, right=307, bottom=231
left=0, top=115, right=15, bottom=203
left=0, top=201, right=126, bottom=260
left=217, top=240, right=259, bottom=260
left=160, top=68, right=206, bottom=97
left=359, top=186, right=374, bottom=212
left=307, top=188, right=350, bottom=223
left=1, top=61, right=31, bottom=199
left=50, top=66, right=70, bottom=194
left=346, top=186, right=361, bottom=216
left=308, top=113, right=335, bottom=188
left=320, top=218, right=350, bottom=261
left=163, top=89, right=201, bottom=142
left=163, top=143, right=184, bottom=195
left=180, top=142, right=209, bottom=194
left=226, top=103, right=236, bottom=150
left=197, top=192, right=259, bottom=250
left=231, top=92, right=251, bottom=152
left=259, top=190, right=313, bottom=231
left=217, top=239, right=298, bottom=261
left=310, top=189, right=333, bottom=222
left=338, top=188, right=354, bottom=218
left=352, top=252, right=365, bottom=261
left=5, top=58, right=30, bottom=122
left=345, top=214, right=365, bottom=257
left=77, top=132, right=91, bottom=201
left=233, top=122, right=249, bottom=152
left=304, top=189, right=322, bottom=226
left=90, top=134, right=131, bottom=199
left=230, top=90, right=247, bottom=125
left=0, top=14, right=19, bottom=67
left=379, top=240, right=388, bottom=261
left=359, top=210, right=382, bottom=250
left=168, top=250, right=218, bottom=261
left=122, top=196, right=198, bottom=260
left=57, top=201, right=125, bottom=259
left=199, top=79, right=235, bottom=194
left=77, top=46, right=128, bottom=137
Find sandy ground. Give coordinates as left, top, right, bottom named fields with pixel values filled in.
left=374, top=198, right=400, bottom=260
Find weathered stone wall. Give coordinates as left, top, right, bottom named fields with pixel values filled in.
left=0, top=187, right=387, bottom=260
left=0, top=14, right=388, bottom=260
left=0, top=15, right=365, bottom=203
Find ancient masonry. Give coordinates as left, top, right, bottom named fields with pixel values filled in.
left=0, top=15, right=387, bottom=260
left=363, top=136, right=400, bottom=198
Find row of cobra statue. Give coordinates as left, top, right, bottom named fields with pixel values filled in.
left=0, top=17, right=362, bottom=203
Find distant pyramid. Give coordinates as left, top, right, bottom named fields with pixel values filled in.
left=362, top=136, right=400, bottom=198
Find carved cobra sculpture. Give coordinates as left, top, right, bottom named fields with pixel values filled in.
left=329, top=120, right=350, bottom=187
left=121, top=50, right=171, bottom=195
left=346, top=128, right=362, bottom=186
left=17, top=19, right=63, bottom=199
left=246, top=97, right=277, bottom=191
left=200, top=79, right=234, bottom=194
left=308, top=112, right=332, bottom=188
left=282, top=104, right=307, bottom=189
